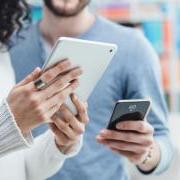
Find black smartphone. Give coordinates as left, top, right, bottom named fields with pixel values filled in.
left=107, top=99, right=151, bottom=130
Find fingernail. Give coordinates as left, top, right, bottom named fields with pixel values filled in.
left=96, top=135, right=103, bottom=141
left=35, top=67, right=41, bottom=72
left=100, top=129, right=107, bottom=134
left=35, top=67, right=40, bottom=70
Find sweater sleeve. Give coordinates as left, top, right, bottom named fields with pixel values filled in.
left=0, top=100, right=33, bottom=157
left=24, top=130, right=83, bottom=180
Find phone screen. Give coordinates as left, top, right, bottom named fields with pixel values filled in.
left=107, top=100, right=151, bottom=130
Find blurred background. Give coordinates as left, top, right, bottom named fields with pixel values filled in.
left=28, top=0, right=180, bottom=114
left=27, top=0, right=180, bottom=179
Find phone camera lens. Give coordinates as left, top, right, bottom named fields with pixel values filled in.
left=110, top=49, right=113, bottom=53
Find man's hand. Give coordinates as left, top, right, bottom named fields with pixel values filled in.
left=50, top=94, right=89, bottom=155
left=97, top=121, right=161, bottom=172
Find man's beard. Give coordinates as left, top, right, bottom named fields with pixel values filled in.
left=43, top=0, right=90, bottom=17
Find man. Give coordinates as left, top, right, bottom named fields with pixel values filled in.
left=9, top=0, right=173, bottom=179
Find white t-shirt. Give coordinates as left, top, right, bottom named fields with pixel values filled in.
left=0, top=51, right=14, bottom=101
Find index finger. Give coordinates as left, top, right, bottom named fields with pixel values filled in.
left=116, top=121, right=154, bottom=134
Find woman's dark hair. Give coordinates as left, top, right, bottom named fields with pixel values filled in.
left=0, top=0, right=31, bottom=45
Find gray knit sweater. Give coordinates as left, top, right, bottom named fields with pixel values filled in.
left=0, top=100, right=32, bottom=157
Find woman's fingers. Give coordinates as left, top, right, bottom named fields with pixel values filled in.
left=43, top=104, right=60, bottom=122
left=41, top=59, right=72, bottom=84
left=45, top=80, right=79, bottom=110
left=53, top=115, right=78, bottom=140
left=49, top=94, right=90, bottom=152
left=71, top=94, right=89, bottom=124
left=59, top=104, right=85, bottom=134
left=7, top=59, right=84, bottom=135
left=49, top=123, right=76, bottom=146
left=38, top=67, right=82, bottom=100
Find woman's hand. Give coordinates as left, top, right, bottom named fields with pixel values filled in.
left=7, top=60, right=82, bottom=135
left=49, top=94, right=89, bottom=154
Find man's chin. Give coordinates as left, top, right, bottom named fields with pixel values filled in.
left=49, top=8, right=83, bottom=18
left=44, top=0, right=90, bottom=18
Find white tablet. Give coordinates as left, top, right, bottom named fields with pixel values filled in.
left=43, top=37, right=118, bottom=113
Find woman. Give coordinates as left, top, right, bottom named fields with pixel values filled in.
left=0, top=0, right=80, bottom=155
left=0, top=0, right=89, bottom=179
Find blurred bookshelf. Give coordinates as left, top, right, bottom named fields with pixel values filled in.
left=93, top=0, right=180, bottom=113
left=29, top=0, right=180, bottom=113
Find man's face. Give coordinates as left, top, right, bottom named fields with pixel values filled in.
left=43, top=0, right=91, bottom=17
